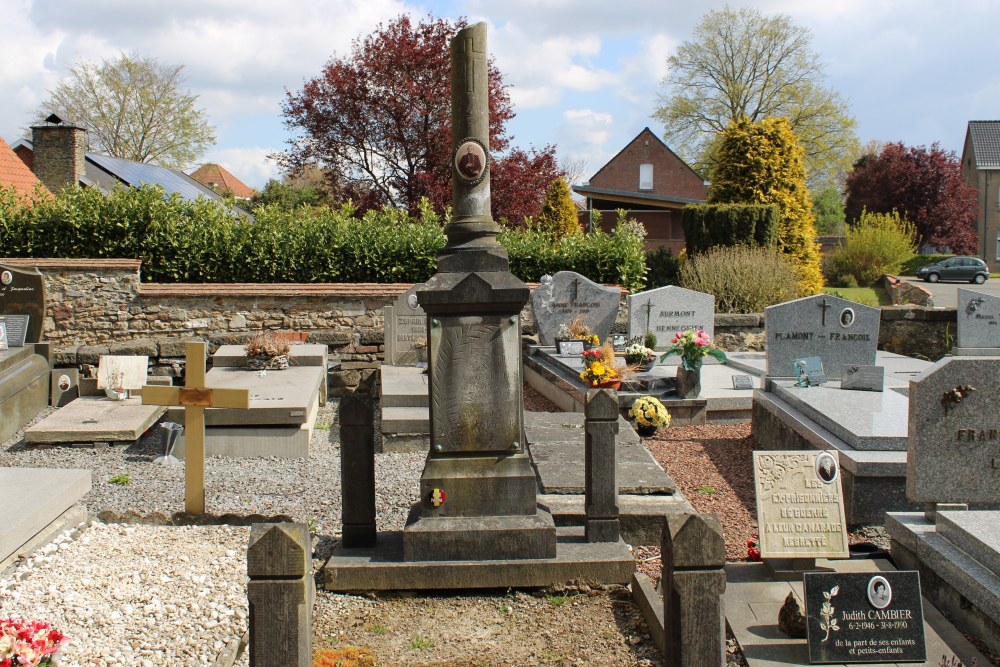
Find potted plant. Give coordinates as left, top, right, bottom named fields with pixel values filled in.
left=623, top=340, right=656, bottom=371
left=413, top=336, right=428, bottom=364
left=244, top=331, right=291, bottom=370
left=579, top=342, right=621, bottom=389
left=628, top=395, right=670, bottom=437
left=0, top=618, right=66, bottom=666
left=644, top=331, right=657, bottom=351
left=660, top=329, right=728, bottom=398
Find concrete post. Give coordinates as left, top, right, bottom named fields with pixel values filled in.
left=247, top=523, right=314, bottom=667
left=662, top=513, right=727, bottom=667
left=585, top=388, right=620, bottom=542
left=339, top=393, right=377, bottom=547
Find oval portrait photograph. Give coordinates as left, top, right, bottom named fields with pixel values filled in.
left=1, top=270, right=12, bottom=286
left=839, top=307, right=855, bottom=328
left=867, top=575, right=892, bottom=609
left=815, top=452, right=838, bottom=484
left=454, top=139, right=487, bottom=183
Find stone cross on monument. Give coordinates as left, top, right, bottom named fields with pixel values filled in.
left=142, top=341, right=249, bottom=514
left=407, top=22, right=556, bottom=561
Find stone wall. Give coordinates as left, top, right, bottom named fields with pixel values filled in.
left=878, top=306, right=956, bottom=360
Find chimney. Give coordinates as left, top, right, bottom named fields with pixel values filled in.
left=31, top=115, right=87, bottom=194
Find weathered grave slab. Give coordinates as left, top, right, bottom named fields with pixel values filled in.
left=0, top=467, right=90, bottom=564
left=627, top=285, right=715, bottom=349
left=24, top=396, right=165, bottom=443
left=753, top=451, right=849, bottom=559
left=172, top=409, right=316, bottom=459
left=765, top=295, right=879, bottom=379
left=530, top=271, right=620, bottom=346
left=97, top=355, right=148, bottom=391
left=906, top=356, right=1000, bottom=505
left=0, top=264, right=45, bottom=344
left=383, top=283, right=427, bottom=364
left=212, top=343, right=328, bottom=369
left=957, top=288, right=1000, bottom=354
left=166, top=366, right=323, bottom=426
left=0, top=346, right=50, bottom=443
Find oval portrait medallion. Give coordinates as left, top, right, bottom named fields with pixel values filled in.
left=453, top=138, right=488, bottom=185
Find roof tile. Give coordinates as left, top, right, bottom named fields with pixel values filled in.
left=0, top=137, right=49, bottom=203
left=968, top=121, right=1000, bottom=168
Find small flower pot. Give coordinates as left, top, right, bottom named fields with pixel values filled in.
left=594, top=379, right=622, bottom=390
left=636, top=424, right=658, bottom=437
left=675, top=366, right=701, bottom=398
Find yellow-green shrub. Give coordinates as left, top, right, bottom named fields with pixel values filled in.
left=829, top=209, right=916, bottom=287
left=679, top=245, right=807, bottom=313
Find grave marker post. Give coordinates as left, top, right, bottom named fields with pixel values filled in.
left=142, top=341, right=248, bottom=513
left=585, top=388, right=620, bottom=542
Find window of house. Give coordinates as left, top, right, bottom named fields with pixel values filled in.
left=639, top=163, right=653, bottom=190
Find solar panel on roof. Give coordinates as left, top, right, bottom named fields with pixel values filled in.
left=86, top=153, right=221, bottom=202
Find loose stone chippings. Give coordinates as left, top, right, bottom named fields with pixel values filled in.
left=0, top=522, right=250, bottom=666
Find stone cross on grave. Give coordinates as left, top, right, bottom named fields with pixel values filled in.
left=142, top=341, right=249, bottom=514
left=817, top=298, right=831, bottom=326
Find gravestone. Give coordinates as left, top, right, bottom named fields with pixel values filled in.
left=384, top=283, right=428, bottom=364
left=97, top=355, right=149, bottom=392
left=531, top=271, right=620, bottom=346
left=803, top=570, right=925, bottom=663
left=0, top=264, right=45, bottom=344
left=752, top=451, right=849, bottom=559
left=906, top=356, right=1000, bottom=505
left=956, top=288, right=1000, bottom=354
left=50, top=368, right=79, bottom=407
left=627, top=285, right=714, bottom=349
left=765, top=295, right=879, bottom=379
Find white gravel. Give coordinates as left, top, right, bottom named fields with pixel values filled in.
left=0, top=400, right=424, bottom=665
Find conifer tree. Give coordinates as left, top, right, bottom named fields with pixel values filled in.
left=708, top=116, right=824, bottom=293
left=535, top=178, right=581, bottom=239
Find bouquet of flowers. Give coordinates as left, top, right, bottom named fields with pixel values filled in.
left=623, top=342, right=655, bottom=365
left=584, top=333, right=600, bottom=347
left=746, top=537, right=761, bottom=561
left=628, top=396, right=670, bottom=429
left=659, top=329, right=728, bottom=371
left=0, top=618, right=66, bottom=666
left=579, top=344, right=619, bottom=386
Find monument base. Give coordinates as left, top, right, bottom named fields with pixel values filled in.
left=325, top=526, right=632, bottom=592
left=403, top=505, right=557, bottom=561
left=413, top=452, right=539, bottom=518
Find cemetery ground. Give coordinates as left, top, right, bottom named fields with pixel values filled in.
left=0, top=387, right=996, bottom=666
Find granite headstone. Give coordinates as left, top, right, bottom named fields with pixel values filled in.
left=627, top=285, right=714, bottom=349
left=907, top=356, right=1000, bottom=504
left=384, top=283, right=427, bottom=364
left=765, top=295, right=879, bottom=379
left=0, top=264, right=45, bottom=344
left=753, top=450, right=849, bottom=559
left=531, top=271, right=620, bottom=346
left=804, top=570, right=925, bottom=663
left=957, top=288, right=1000, bottom=351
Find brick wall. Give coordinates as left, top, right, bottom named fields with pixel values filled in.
left=31, top=124, right=86, bottom=194
left=588, top=129, right=707, bottom=201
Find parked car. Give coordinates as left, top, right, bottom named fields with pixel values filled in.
left=914, top=256, right=990, bottom=284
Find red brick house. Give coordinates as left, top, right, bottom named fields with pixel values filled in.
left=0, top=136, right=48, bottom=204
left=573, top=128, right=707, bottom=252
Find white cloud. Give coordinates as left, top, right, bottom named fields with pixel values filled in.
left=553, top=108, right=615, bottom=183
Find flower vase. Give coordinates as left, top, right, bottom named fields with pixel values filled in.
left=594, top=379, right=622, bottom=390
left=675, top=366, right=701, bottom=398
left=104, top=387, right=127, bottom=401
left=636, top=424, right=658, bottom=437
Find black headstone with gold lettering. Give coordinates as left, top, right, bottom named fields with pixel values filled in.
left=405, top=22, right=556, bottom=561
left=0, top=264, right=46, bottom=344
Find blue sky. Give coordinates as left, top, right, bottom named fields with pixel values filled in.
left=3, top=0, right=998, bottom=189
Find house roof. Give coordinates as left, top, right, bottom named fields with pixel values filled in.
left=190, top=163, right=255, bottom=198
left=967, top=121, right=1000, bottom=169
left=572, top=185, right=704, bottom=207
left=0, top=136, right=48, bottom=202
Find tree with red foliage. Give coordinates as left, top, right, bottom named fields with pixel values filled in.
left=844, top=142, right=978, bottom=253
left=279, top=14, right=562, bottom=221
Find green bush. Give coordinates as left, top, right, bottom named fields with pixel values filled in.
left=828, top=209, right=916, bottom=287
left=645, top=246, right=680, bottom=287
left=897, top=253, right=952, bottom=276
left=679, top=245, right=806, bottom=313
left=0, top=185, right=647, bottom=289
left=681, top=203, right=779, bottom=255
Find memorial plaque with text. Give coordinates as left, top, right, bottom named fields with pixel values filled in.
left=0, top=264, right=45, bottom=344
left=531, top=271, right=620, bottom=346
left=0, top=320, right=7, bottom=350
left=765, top=295, right=878, bottom=379
left=0, top=315, right=29, bottom=347
left=907, top=356, right=1000, bottom=504
left=385, top=283, right=427, bottom=364
left=841, top=365, right=884, bottom=392
left=732, top=374, right=754, bottom=390
left=957, top=288, right=1000, bottom=350
left=753, top=450, right=849, bottom=559
left=804, top=571, right=925, bottom=663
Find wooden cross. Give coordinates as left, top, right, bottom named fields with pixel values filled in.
left=142, top=341, right=249, bottom=514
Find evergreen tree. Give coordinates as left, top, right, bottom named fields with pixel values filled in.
left=535, top=178, right=580, bottom=238
left=708, top=116, right=824, bottom=293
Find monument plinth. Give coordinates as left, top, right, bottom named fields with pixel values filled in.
left=407, top=22, right=555, bottom=561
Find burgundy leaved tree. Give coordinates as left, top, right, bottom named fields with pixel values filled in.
left=844, top=142, right=978, bottom=253
left=279, top=14, right=562, bottom=221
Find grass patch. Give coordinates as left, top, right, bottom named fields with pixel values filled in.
left=107, top=473, right=131, bottom=486
left=409, top=636, right=434, bottom=650
left=545, top=594, right=568, bottom=607
left=696, top=485, right=716, bottom=494
left=315, top=422, right=332, bottom=430
left=364, top=621, right=390, bottom=636
left=823, top=287, right=889, bottom=307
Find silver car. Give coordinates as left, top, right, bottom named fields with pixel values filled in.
left=915, top=256, right=990, bottom=284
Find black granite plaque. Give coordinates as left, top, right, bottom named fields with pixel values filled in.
left=732, top=374, right=754, bottom=390
left=804, top=571, right=925, bottom=663
left=611, top=334, right=627, bottom=352
left=0, top=315, right=29, bottom=347
left=51, top=368, right=79, bottom=407
left=841, top=365, right=884, bottom=392
left=0, top=265, right=45, bottom=344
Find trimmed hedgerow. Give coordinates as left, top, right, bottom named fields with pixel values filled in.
left=681, top=203, right=779, bottom=255
left=0, top=185, right=646, bottom=289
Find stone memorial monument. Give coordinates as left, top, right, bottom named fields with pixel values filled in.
left=0, top=264, right=46, bottom=345
left=531, top=271, right=620, bottom=347
left=627, top=285, right=714, bottom=350
left=765, top=294, right=879, bottom=379
left=0, top=263, right=49, bottom=441
left=956, top=288, right=1000, bottom=355
left=384, top=283, right=429, bottom=364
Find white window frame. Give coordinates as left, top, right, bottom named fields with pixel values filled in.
left=996, top=230, right=1000, bottom=261
left=639, top=163, right=653, bottom=191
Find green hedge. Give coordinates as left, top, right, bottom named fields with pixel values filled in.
left=681, top=203, right=779, bottom=255
left=0, top=185, right=646, bottom=290
left=897, top=254, right=952, bottom=276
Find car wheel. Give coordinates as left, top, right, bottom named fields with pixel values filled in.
left=927, top=273, right=939, bottom=283
left=973, top=274, right=987, bottom=284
